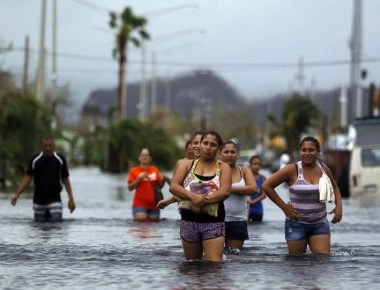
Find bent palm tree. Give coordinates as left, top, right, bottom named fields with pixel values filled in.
left=109, top=7, right=150, bottom=121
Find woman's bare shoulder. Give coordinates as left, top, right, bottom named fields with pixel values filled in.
left=177, top=158, right=194, bottom=169
left=268, top=163, right=297, bottom=184
left=241, top=166, right=252, bottom=175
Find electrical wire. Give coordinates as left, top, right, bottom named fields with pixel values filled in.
left=2, top=46, right=380, bottom=71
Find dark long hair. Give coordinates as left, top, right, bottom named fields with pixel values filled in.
left=249, top=154, right=261, bottom=164
left=221, top=140, right=239, bottom=151
left=299, top=136, right=320, bottom=151
left=201, top=130, right=223, bottom=148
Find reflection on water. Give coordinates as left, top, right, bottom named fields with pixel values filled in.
left=175, top=261, right=229, bottom=290
left=128, top=222, right=162, bottom=240
left=115, top=185, right=128, bottom=201
left=1, top=167, right=380, bottom=289
left=30, top=221, right=71, bottom=241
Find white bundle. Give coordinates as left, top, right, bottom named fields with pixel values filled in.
left=319, top=173, right=335, bottom=203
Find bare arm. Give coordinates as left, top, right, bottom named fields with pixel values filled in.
left=246, top=176, right=267, bottom=204
left=246, top=192, right=266, bottom=204
left=63, top=177, right=76, bottom=213
left=230, top=167, right=258, bottom=195
left=203, top=163, right=232, bottom=204
left=262, top=164, right=300, bottom=220
left=158, top=172, right=167, bottom=188
left=128, top=172, right=147, bottom=191
left=11, top=175, right=32, bottom=206
left=157, top=159, right=184, bottom=209
left=157, top=195, right=179, bottom=209
left=170, top=160, right=194, bottom=201
left=162, top=174, right=172, bottom=186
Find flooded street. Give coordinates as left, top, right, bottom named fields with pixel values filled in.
left=1, top=167, right=380, bottom=289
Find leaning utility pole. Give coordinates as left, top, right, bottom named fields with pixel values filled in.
left=349, top=0, right=363, bottom=119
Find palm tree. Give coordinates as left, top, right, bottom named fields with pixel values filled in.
left=109, top=6, right=150, bottom=121
left=267, top=93, right=321, bottom=152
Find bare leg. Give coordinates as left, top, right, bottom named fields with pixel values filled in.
left=287, top=240, right=308, bottom=254
left=182, top=240, right=203, bottom=260
left=309, top=235, right=330, bottom=254
left=147, top=214, right=160, bottom=222
left=203, top=236, right=225, bottom=262
left=133, top=212, right=148, bottom=221
left=226, top=239, right=244, bottom=250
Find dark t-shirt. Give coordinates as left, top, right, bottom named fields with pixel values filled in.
left=26, top=152, right=69, bottom=204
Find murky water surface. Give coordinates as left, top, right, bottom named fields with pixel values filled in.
left=1, top=167, right=380, bottom=289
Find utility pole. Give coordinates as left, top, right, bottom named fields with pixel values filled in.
left=150, top=51, right=157, bottom=114
left=138, top=4, right=202, bottom=120
left=349, top=0, right=363, bottom=119
left=164, top=69, right=171, bottom=111
left=51, top=0, right=57, bottom=125
left=339, top=85, right=348, bottom=132
left=35, top=0, right=47, bottom=102
left=294, top=56, right=305, bottom=95
left=22, top=35, right=30, bottom=95
left=139, top=42, right=147, bottom=122
left=309, top=76, right=316, bottom=102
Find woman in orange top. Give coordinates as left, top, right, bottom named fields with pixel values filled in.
left=127, top=148, right=165, bottom=221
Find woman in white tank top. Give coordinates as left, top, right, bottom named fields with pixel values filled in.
left=220, top=141, right=258, bottom=252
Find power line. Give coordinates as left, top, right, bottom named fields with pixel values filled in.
left=143, top=4, right=200, bottom=17
left=71, top=0, right=113, bottom=15
left=71, top=0, right=200, bottom=17
left=2, top=46, right=380, bottom=70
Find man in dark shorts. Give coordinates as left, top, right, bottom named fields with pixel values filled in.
left=11, top=136, right=76, bottom=222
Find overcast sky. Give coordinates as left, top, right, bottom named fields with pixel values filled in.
left=0, top=0, right=379, bottom=105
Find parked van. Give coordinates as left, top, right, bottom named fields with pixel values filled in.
left=349, top=118, right=380, bottom=198
left=237, top=149, right=257, bottom=167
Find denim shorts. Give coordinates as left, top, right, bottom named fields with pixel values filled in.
left=180, top=220, right=225, bottom=243
left=225, top=221, right=249, bottom=241
left=132, top=207, right=160, bottom=216
left=285, top=219, right=330, bottom=241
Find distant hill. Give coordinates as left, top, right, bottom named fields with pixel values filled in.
left=81, top=70, right=246, bottom=123
left=81, top=69, right=372, bottom=131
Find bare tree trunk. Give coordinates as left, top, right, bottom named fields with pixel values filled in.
left=117, top=61, right=126, bottom=120
left=117, top=35, right=127, bottom=121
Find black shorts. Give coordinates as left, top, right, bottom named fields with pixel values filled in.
left=225, top=220, right=249, bottom=241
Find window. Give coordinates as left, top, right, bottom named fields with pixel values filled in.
left=361, top=147, right=380, bottom=167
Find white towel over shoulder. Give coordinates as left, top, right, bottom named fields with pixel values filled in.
left=319, top=173, right=335, bottom=203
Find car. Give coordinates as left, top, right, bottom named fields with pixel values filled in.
left=350, top=144, right=380, bottom=197
left=237, top=149, right=257, bottom=167
left=349, top=118, right=380, bottom=198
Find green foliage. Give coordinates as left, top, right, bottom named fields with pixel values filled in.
left=209, top=105, right=257, bottom=149
left=0, top=90, right=52, bottom=184
left=83, top=118, right=182, bottom=173
left=109, top=6, right=150, bottom=59
left=147, top=108, right=196, bottom=137
left=267, top=93, right=321, bottom=151
left=81, top=125, right=108, bottom=168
